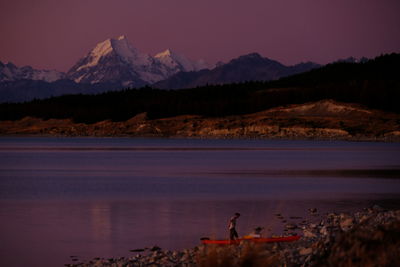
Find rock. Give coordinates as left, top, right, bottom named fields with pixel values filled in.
left=130, top=248, right=145, bottom=252
left=372, top=205, right=384, bottom=212
left=308, top=208, right=317, bottom=213
left=340, top=217, right=354, bottom=231
left=299, top=247, right=313, bottom=256
left=320, top=226, right=328, bottom=236
left=150, top=246, right=161, bottom=252
left=359, top=215, right=369, bottom=223
left=303, top=229, right=317, bottom=238
left=285, top=223, right=297, bottom=229
left=181, top=254, right=189, bottom=261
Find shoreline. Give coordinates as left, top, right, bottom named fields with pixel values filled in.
left=1, top=100, right=400, bottom=143
left=66, top=206, right=400, bottom=267
left=1, top=132, right=400, bottom=143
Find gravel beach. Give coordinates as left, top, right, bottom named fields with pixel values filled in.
left=66, top=206, right=400, bottom=267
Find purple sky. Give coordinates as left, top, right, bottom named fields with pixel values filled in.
left=1, top=0, right=399, bottom=72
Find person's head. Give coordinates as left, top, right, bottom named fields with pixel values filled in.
left=234, top=212, right=240, bottom=218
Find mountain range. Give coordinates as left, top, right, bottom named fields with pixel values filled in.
left=66, top=35, right=208, bottom=87
left=0, top=61, right=64, bottom=83
left=154, top=53, right=320, bottom=89
left=0, top=35, right=323, bottom=102
left=1, top=53, right=399, bottom=130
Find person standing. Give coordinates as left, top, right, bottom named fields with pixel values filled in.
left=228, top=212, right=241, bottom=240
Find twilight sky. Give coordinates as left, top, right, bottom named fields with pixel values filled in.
left=0, top=0, right=399, bottom=72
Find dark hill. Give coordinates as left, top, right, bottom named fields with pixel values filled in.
left=0, top=53, right=398, bottom=124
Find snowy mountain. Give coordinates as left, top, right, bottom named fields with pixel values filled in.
left=154, top=49, right=208, bottom=73
left=0, top=35, right=326, bottom=103
left=67, top=36, right=208, bottom=87
left=0, top=61, right=65, bottom=83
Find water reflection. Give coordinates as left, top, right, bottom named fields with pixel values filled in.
left=1, top=138, right=400, bottom=267
left=90, top=203, right=111, bottom=241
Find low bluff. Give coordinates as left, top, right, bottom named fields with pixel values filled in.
left=1, top=100, right=400, bottom=141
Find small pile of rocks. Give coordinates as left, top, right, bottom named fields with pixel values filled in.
left=65, top=246, right=198, bottom=267
left=66, top=206, right=400, bottom=267
left=283, top=205, right=400, bottom=266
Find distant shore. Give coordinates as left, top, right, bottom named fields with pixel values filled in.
left=1, top=100, right=400, bottom=142
left=66, top=206, right=400, bottom=267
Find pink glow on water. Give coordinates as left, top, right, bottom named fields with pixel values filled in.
left=1, top=138, right=400, bottom=266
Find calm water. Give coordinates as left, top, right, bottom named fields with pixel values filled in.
left=1, top=137, right=400, bottom=266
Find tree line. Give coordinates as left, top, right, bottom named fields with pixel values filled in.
left=0, top=53, right=399, bottom=123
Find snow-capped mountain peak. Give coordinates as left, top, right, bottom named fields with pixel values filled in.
left=155, top=49, right=194, bottom=71
left=155, top=49, right=208, bottom=72
left=75, top=35, right=151, bottom=73
left=67, top=36, right=159, bottom=85
left=67, top=36, right=210, bottom=86
left=110, top=36, right=152, bottom=66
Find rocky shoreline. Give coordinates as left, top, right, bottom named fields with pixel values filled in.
left=66, top=206, right=400, bottom=267
left=2, top=100, right=400, bottom=142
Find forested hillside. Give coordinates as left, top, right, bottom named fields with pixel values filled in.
left=0, top=53, right=398, bottom=123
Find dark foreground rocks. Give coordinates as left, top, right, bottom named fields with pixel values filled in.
left=66, top=206, right=400, bottom=267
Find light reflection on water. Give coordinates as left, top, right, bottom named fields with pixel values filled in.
left=0, top=137, right=400, bottom=267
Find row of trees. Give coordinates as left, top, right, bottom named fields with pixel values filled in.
left=0, top=53, right=399, bottom=123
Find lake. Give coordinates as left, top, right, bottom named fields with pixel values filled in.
left=1, top=137, right=400, bottom=266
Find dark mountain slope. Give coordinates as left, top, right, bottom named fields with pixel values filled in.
left=154, top=53, right=320, bottom=89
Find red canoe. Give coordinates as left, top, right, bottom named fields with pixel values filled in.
left=201, top=235, right=301, bottom=245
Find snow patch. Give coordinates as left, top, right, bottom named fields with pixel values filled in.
left=0, top=61, right=64, bottom=82
left=155, top=49, right=208, bottom=72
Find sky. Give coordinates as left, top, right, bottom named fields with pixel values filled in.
left=0, top=0, right=399, bottom=72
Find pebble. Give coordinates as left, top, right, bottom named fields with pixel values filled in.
left=308, top=208, right=317, bottom=213
left=303, top=229, right=317, bottom=238
left=320, top=226, right=329, bottom=235
left=299, top=247, right=313, bottom=255
left=339, top=217, right=354, bottom=231
left=285, top=223, right=297, bottom=229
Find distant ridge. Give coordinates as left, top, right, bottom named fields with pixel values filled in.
left=154, top=53, right=320, bottom=89
left=5, top=35, right=392, bottom=103
left=1, top=53, right=398, bottom=123
left=0, top=61, right=64, bottom=83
